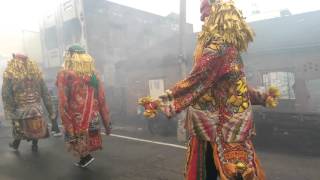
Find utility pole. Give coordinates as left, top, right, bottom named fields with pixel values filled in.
left=177, top=0, right=187, bottom=142
left=179, top=0, right=187, bottom=77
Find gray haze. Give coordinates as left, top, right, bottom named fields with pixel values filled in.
left=0, top=0, right=319, bottom=180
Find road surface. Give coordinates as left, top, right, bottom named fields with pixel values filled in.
left=0, top=127, right=319, bottom=180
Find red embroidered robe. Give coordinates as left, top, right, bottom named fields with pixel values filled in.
left=161, top=44, right=267, bottom=180
left=56, top=70, right=109, bottom=156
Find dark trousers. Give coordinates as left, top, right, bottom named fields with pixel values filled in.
left=12, top=139, right=38, bottom=147
left=51, top=116, right=60, bottom=133
left=206, top=142, right=219, bottom=180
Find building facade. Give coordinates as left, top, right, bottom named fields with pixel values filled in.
left=40, top=0, right=193, bottom=85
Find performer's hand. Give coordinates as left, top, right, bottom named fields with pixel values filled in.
left=59, top=107, right=68, bottom=120
left=266, top=86, right=280, bottom=108
left=105, top=122, right=112, bottom=135
left=268, top=86, right=281, bottom=98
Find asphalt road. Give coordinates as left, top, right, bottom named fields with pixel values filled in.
left=0, top=127, right=319, bottom=180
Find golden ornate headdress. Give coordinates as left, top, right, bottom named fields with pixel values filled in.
left=195, top=0, right=255, bottom=61
left=63, top=45, right=95, bottom=76
left=3, top=53, right=42, bottom=80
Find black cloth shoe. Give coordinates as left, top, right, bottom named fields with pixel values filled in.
left=9, top=139, right=21, bottom=150
left=74, top=158, right=85, bottom=167
left=82, top=154, right=95, bottom=167
left=75, top=154, right=95, bottom=168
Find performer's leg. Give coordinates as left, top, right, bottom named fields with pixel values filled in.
left=51, top=116, right=62, bottom=137
left=32, top=139, right=38, bottom=152
left=51, top=119, right=59, bottom=132
left=9, top=139, right=21, bottom=150
left=10, top=120, right=22, bottom=150
left=206, top=142, right=218, bottom=180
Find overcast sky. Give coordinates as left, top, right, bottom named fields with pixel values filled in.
left=0, top=0, right=319, bottom=32
left=0, top=0, right=319, bottom=55
left=107, top=0, right=320, bottom=31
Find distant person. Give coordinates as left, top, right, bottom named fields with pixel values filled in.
left=2, top=53, right=56, bottom=152
left=56, top=45, right=111, bottom=168
left=48, top=88, right=62, bottom=137
left=139, top=1, right=280, bottom=180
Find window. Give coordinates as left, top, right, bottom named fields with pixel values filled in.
left=263, top=72, right=295, bottom=99
left=63, top=18, right=82, bottom=45
left=63, top=0, right=73, bottom=12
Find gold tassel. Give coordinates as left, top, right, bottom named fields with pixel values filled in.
left=4, top=58, right=42, bottom=80
left=198, top=1, right=255, bottom=53
left=63, top=53, right=95, bottom=76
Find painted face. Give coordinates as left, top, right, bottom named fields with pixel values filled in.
left=200, top=0, right=211, bottom=21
